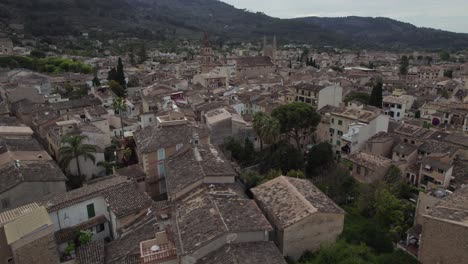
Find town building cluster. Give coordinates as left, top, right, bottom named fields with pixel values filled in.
left=0, top=33, right=467, bottom=264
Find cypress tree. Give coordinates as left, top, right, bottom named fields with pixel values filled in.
left=115, top=57, right=126, bottom=87
left=107, top=67, right=117, bottom=81
left=138, top=43, right=147, bottom=64
left=369, top=80, right=383, bottom=108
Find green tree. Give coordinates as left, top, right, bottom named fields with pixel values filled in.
left=304, top=240, right=377, bottom=264
left=439, top=51, right=450, bottom=61
left=241, top=137, right=255, bottom=165
left=441, top=90, right=450, bottom=99
left=425, top=56, right=433, bottom=65
left=260, top=141, right=304, bottom=174
left=59, top=135, right=96, bottom=184
left=97, top=160, right=115, bottom=175
left=286, top=170, right=305, bottom=179
left=374, top=188, right=406, bottom=240
left=242, top=171, right=262, bottom=191
left=415, top=110, right=421, bottom=119
left=107, top=67, right=117, bottom=81
left=399, top=55, right=409, bottom=75
left=369, top=80, right=383, bottom=108
left=112, top=97, right=127, bottom=138
left=344, top=92, right=371, bottom=104
left=271, top=102, right=321, bottom=150
left=120, top=147, right=133, bottom=165
left=92, top=76, right=101, bottom=87
left=138, top=43, right=147, bottom=63
left=108, top=80, right=126, bottom=97
left=225, top=137, right=243, bottom=162
left=127, top=75, right=140, bottom=87
left=129, top=51, right=136, bottom=65
left=115, top=57, right=126, bottom=87
left=443, top=69, right=453, bottom=78
left=306, top=142, right=334, bottom=177
left=253, top=112, right=280, bottom=150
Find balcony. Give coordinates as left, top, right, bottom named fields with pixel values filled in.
left=140, top=231, right=177, bottom=263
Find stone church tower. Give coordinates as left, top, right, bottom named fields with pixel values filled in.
left=201, top=32, right=214, bottom=65
left=200, top=32, right=218, bottom=73
left=262, top=35, right=277, bottom=62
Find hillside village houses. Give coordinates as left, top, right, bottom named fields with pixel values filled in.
left=0, top=31, right=467, bottom=264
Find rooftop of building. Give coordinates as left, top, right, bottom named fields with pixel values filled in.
left=134, top=122, right=210, bottom=154
left=293, top=82, right=324, bottom=92
left=174, top=185, right=271, bottom=255
left=0, top=160, right=67, bottom=194
left=422, top=157, right=453, bottom=171
left=4, top=206, right=52, bottom=245
left=166, top=145, right=237, bottom=198
left=393, top=142, right=418, bottom=156
left=332, top=105, right=382, bottom=123
left=76, top=240, right=106, bottom=264
left=115, top=164, right=146, bottom=181
left=251, top=176, right=344, bottom=229
left=383, top=95, right=407, bottom=105
left=196, top=241, right=287, bottom=264
left=347, top=151, right=392, bottom=171
left=41, top=176, right=144, bottom=214
left=0, top=135, right=44, bottom=152
left=393, top=123, right=432, bottom=138
left=418, top=140, right=459, bottom=156
left=0, top=202, right=41, bottom=226
left=204, top=107, right=232, bottom=125
left=233, top=56, right=274, bottom=67
left=444, top=133, right=468, bottom=148
left=425, top=186, right=468, bottom=226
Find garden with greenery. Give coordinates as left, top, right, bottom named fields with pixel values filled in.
left=223, top=102, right=419, bottom=264
left=0, top=55, right=93, bottom=74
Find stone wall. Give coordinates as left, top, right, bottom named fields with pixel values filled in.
left=419, top=216, right=468, bottom=264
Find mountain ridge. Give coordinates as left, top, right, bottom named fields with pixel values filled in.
left=0, top=0, right=467, bottom=50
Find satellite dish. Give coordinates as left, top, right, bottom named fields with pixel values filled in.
left=151, top=245, right=160, bottom=252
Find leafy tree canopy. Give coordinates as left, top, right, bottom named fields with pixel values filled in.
left=272, top=102, right=321, bottom=149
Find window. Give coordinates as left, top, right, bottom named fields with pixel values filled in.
left=329, top=128, right=335, bottom=134
left=96, top=223, right=105, bottom=233
left=157, top=148, right=165, bottom=161
left=158, top=163, right=166, bottom=178
left=337, top=130, right=343, bottom=136
left=331, top=118, right=335, bottom=124
left=338, top=120, right=343, bottom=126
left=87, top=204, right=96, bottom=219
left=411, top=140, right=415, bottom=145
left=336, top=140, right=341, bottom=146
left=437, top=169, right=445, bottom=174
left=176, top=143, right=183, bottom=151
left=356, top=165, right=361, bottom=174
left=1, top=199, right=10, bottom=209
left=42, top=184, right=50, bottom=195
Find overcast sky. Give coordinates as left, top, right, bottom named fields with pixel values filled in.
left=221, top=0, right=468, bottom=33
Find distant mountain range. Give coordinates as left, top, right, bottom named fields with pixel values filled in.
left=1, top=0, right=468, bottom=50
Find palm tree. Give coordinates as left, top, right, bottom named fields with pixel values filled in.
left=59, top=135, right=96, bottom=180
left=253, top=112, right=268, bottom=150
left=253, top=112, right=280, bottom=150
left=112, top=97, right=127, bottom=138
left=121, top=147, right=132, bottom=165
left=97, top=160, right=115, bottom=176
left=261, top=116, right=280, bottom=145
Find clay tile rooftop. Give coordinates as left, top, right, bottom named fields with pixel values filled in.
left=251, top=176, right=344, bottom=229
